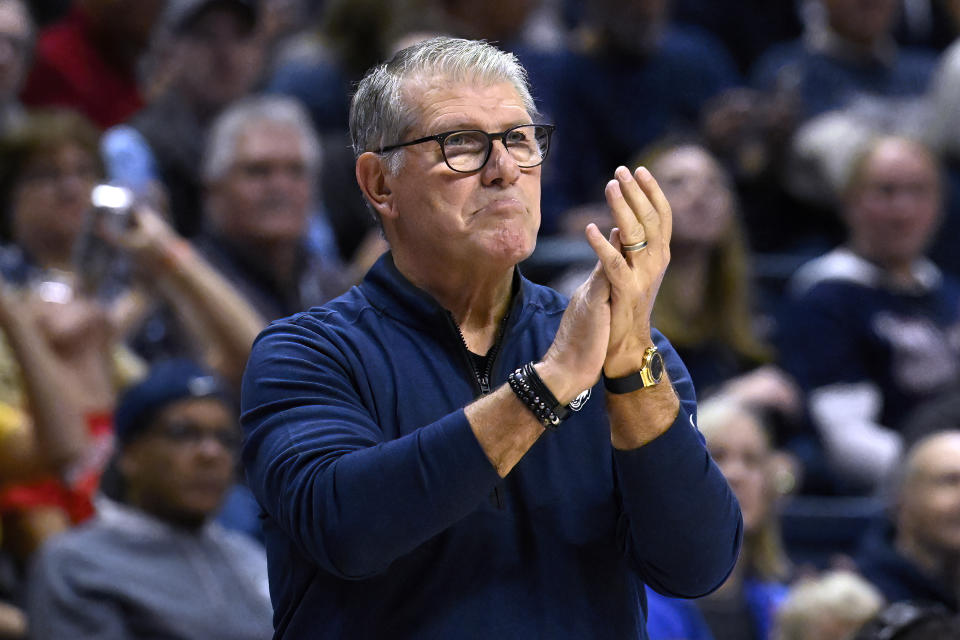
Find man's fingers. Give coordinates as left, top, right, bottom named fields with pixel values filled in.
left=635, top=166, right=672, bottom=246
left=615, top=165, right=661, bottom=247
left=585, top=223, right=633, bottom=288
left=604, top=178, right=646, bottom=247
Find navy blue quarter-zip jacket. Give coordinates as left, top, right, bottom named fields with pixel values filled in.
left=241, top=253, right=742, bottom=639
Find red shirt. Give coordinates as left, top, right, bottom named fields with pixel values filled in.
left=0, top=412, right=114, bottom=523
left=20, top=6, right=144, bottom=129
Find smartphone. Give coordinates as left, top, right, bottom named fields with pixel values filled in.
left=73, top=185, right=134, bottom=298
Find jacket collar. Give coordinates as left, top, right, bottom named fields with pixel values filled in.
left=360, top=252, right=546, bottom=335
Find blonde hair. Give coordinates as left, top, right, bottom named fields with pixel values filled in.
left=699, top=395, right=791, bottom=582
left=643, top=142, right=771, bottom=365
left=774, top=571, right=884, bottom=640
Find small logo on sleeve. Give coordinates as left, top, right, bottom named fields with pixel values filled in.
left=568, top=388, right=591, bottom=411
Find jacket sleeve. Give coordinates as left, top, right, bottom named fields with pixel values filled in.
left=240, top=317, right=501, bottom=580
left=613, top=331, right=743, bottom=598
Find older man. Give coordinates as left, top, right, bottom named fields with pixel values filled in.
left=102, top=0, right=267, bottom=236
left=242, top=37, right=741, bottom=639
left=196, top=95, right=349, bottom=322
left=856, top=429, right=960, bottom=612
left=780, top=136, right=960, bottom=492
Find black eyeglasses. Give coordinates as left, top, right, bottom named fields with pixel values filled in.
left=378, top=123, right=556, bottom=173
left=152, top=421, right=242, bottom=451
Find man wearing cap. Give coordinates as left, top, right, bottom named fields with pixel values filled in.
left=242, top=37, right=741, bottom=638
left=102, top=0, right=266, bottom=236
left=27, top=360, right=273, bottom=640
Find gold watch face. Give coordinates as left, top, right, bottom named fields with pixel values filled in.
left=640, top=347, right=663, bottom=386
left=648, top=351, right=664, bottom=383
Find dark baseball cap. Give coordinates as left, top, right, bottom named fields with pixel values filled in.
left=164, top=0, right=258, bottom=33
left=114, top=359, right=230, bottom=446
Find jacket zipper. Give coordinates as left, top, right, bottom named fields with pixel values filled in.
left=446, top=309, right=511, bottom=508
left=445, top=310, right=510, bottom=395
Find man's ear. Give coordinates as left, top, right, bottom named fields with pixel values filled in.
left=356, top=152, right=396, bottom=222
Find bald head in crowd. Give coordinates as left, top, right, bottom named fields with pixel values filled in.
left=895, top=430, right=960, bottom=591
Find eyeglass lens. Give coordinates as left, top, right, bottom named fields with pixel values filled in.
left=156, top=422, right=242, bottom=450
left=443, top=125, right=550, bottom=172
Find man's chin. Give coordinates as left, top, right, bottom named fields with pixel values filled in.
left=484, top=232, right=536, bottom=266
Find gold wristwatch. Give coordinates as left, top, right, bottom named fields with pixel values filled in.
left=638, top=346, right=665, bottom=387
left=603, top=346, right=664, bottom=394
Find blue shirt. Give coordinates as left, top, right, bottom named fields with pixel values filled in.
left=241, top=253, right=742, bottom=638
left=779, top=248, right=960, bottom=431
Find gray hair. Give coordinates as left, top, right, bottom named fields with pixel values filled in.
left=349, top=36, right=538, bottom=173
left=203, top=95, right=321, bottom=183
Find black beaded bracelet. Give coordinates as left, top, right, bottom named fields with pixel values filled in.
left=507, top=362, right=569, bottom=429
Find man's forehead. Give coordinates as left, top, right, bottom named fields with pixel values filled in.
left=234, top=121, right=304, bottom=156
left=402, top=77, right=530, bottom=129
left=907, top=432, right=960, bottom=478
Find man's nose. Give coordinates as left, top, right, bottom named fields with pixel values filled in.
left=480, top=139, right=522, bottom=186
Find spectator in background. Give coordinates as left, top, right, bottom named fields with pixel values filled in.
left=0, top=109, right=268, bottom=559
left=0, top=0, right=32, bottom=136
left=0, top=276, right=91, bottom=640
left=740, top=0, right=939, bottom=255
left=196, top=95, right=355, bottom=322
left=0, top=109, right=105, bottom=277
left=0, top=110, right=130, bottom=556
left=102, top=0, right=267, bottom=238
left=642, top=141, right=823, bottom=487
left=0, top=108, right=268, bottom=383
left=27, top=360, right=273, bottom=640
left=19, top=0, right=167, bottom=129
left=647, top=396, right=792, bottom=640
left=642, top=143, right=789, bottom=398
left=0, top=274, right=95, bottom=503
left=265, top=0, right=422, bottom=264
left=773, top=570, right=884, bottom=640
left=778, top=136, right=960, bottom=493
left=751, top=0, right=937, bottom=123
left=544, top=0, right=739, bottom=231
left=856, top=429, right=960, bottom=612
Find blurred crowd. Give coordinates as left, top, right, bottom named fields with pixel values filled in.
left=1, top=0, right=959, bottom=638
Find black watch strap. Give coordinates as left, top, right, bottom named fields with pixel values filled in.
left=603, top=346, right=663, bottom=393
left=602, top=371, right=647, bottom=394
